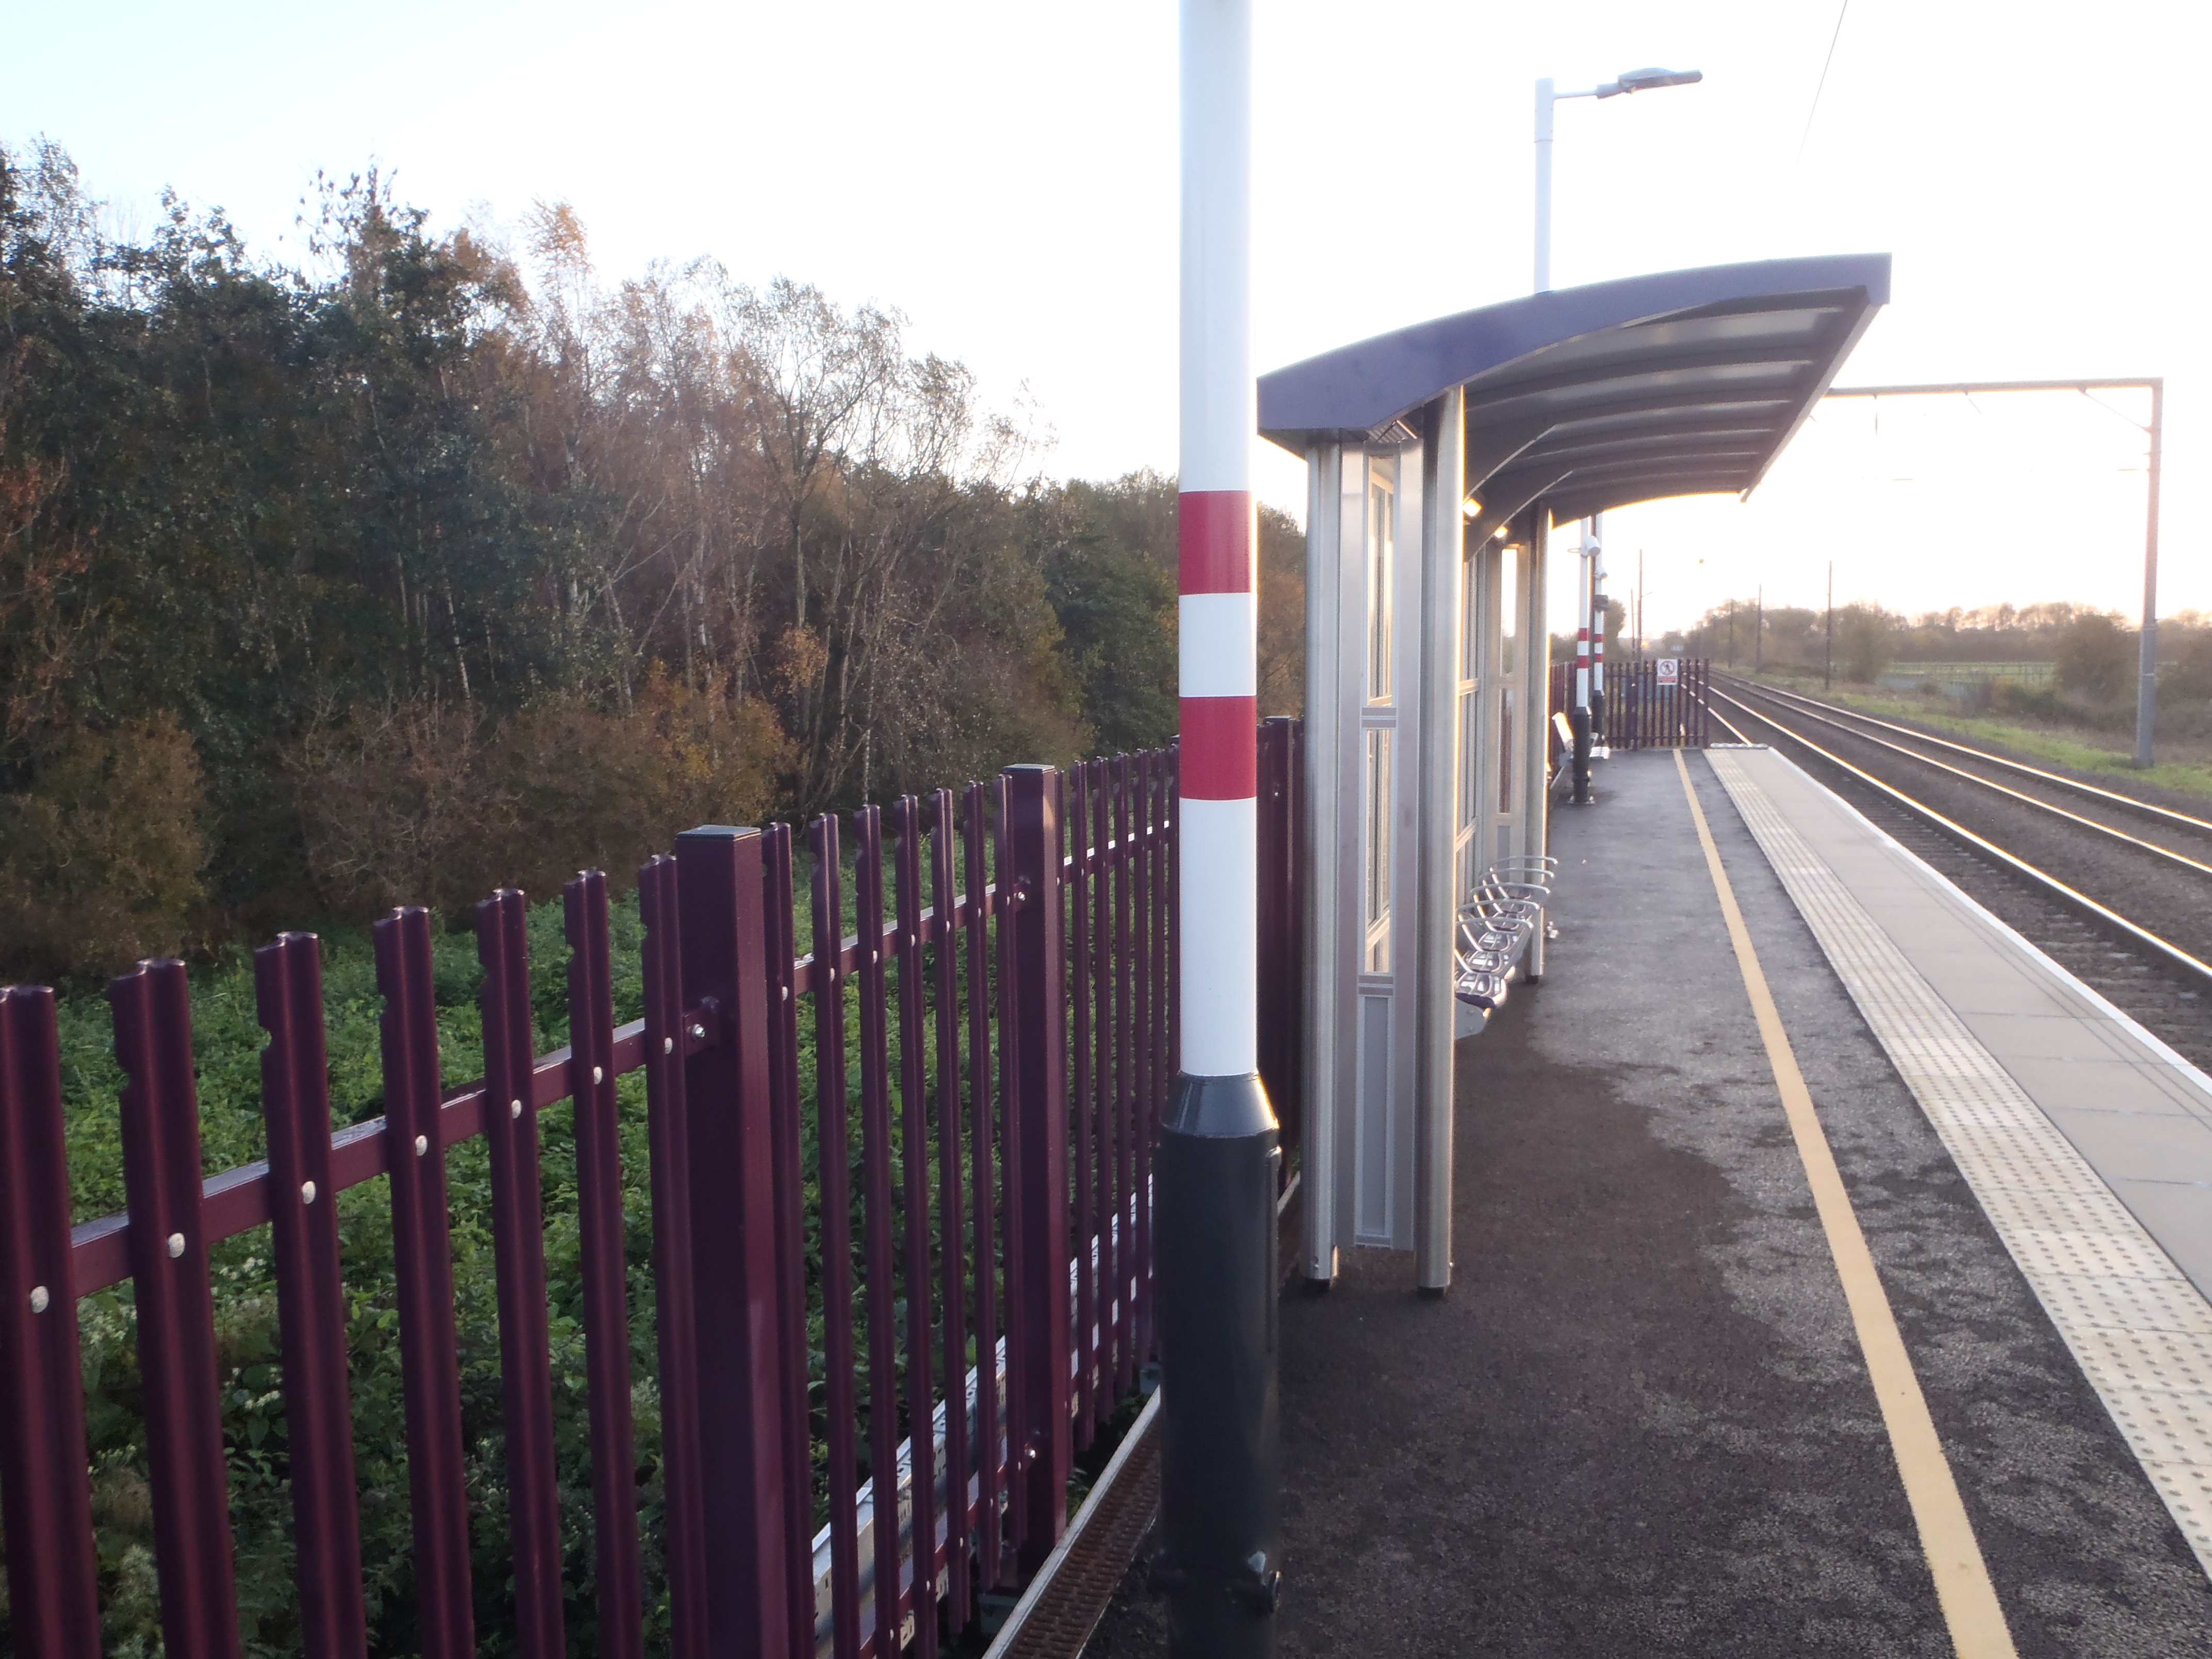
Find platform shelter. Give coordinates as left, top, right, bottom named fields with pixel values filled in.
left=1259, top=254, right=1891, bottom=1289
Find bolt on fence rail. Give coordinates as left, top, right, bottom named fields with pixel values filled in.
left=0, top=729, right=1303, bottom=1659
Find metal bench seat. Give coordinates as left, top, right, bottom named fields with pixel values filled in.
left=1454, top=856, right=1556, bottom=1013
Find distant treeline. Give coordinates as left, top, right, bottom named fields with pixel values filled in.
left=1653, top=596, right=2212, bottom=716
left=1637, top=597, right=2203, bottom=739
left=0, top=142, right=1302, bottom=979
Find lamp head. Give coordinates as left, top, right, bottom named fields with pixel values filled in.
left=1596, top=66, right=1703, bottom=98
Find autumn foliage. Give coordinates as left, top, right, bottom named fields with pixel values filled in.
left=0, top=143, right=1300, bottom=977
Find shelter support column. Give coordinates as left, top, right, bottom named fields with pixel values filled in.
left=1522, top=512, right=1551, bottom=979
left=1589, top=512, right=1607, bottom=745
left=1300, top=444, right=1345, bottom=1286
left=1571, top=524, right=1593, bottom=803
left=1414, top=393, right=1463, bottom=1292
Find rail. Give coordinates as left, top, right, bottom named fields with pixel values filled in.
left=1700, top=682, right=2212, bottom=990
left=1716, top=676, right=2212, bottom=839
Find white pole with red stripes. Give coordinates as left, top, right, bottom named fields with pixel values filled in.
left=1175, top=53, right=1258, bottom=1067
left=1153, top=1, right=1280, bottom=1653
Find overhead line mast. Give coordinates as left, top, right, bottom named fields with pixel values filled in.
left=1823, top=379, right=2165, bottom=768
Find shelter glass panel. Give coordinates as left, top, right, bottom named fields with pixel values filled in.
left=1363, top=728, right=1392, bottom=972
left=1496, top=541, right=1521, bottom=820
left=1367, top=467, right=1395, bottom=705
left=1356, top=993, right=1392, bottom=1241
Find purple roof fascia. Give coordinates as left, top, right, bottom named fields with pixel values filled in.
left=1257, top=254, right=1892, bottom=449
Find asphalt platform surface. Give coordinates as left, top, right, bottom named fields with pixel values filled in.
left=1085, top=750, right=2212, bottom=1656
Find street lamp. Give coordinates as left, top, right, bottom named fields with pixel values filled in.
left=1537, top=65, right=1702, bottom=804
left=1534, top=67, right=1704, bottom=294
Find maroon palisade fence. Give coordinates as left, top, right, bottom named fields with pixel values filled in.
left=0, top=737, right=1304, bottom=1659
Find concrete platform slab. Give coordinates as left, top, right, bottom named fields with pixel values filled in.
left=2109, top=1183, right=2212, bottom=1293
left=2039, top=1105, right=2212, bottom=1184
left=1952, top=1011, right=2148, bottom=1063
left=1710, top=748, right=2212, bottom=1281
left=1706, top=745, right=2212, bottom=1584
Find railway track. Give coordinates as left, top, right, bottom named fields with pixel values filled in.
left=1717, top=675, right=2212, bottom=851
left=1697, top=676, right=2212, bottom=1072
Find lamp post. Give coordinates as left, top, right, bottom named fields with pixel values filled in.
left=1534, top=66, right=1704, bottom=294
left=1539, top=67, right=1700, bottom=796
left=1157, top=3, right=1279, bottom=1656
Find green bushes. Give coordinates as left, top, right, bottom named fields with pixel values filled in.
left=2166, top=632, right=2212, bottom=703
left=1834, top=603, right=1897, bottom=682
left=0, top=714, right=212, bottom=979
left=7, top=874, right=991, bottom=1658
left=2056, top=612, right=2135, bottom=702
left=289, top=674, right=786, bottom=921
left=22, top=899, right=673, bottom=1659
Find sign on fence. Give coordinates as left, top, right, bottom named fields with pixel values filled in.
left=1656, top=658, right=1679, bottom=685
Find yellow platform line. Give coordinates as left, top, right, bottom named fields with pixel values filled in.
left=1674, top=750, right=2018, bottom=1659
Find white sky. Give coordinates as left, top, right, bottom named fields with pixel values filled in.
left=8, top=0, right=2207, bottom=635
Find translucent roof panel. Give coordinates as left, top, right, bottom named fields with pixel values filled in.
left=1257, top=255, right=1889, bottom=537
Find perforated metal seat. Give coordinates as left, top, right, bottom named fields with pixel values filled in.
left=1453, top=856, right=1556, bottom=1013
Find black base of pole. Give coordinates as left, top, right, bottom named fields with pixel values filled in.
left=1571, top=704, right=1593, bottom=804
left=1153, top=1071, right=1280, bottom=1658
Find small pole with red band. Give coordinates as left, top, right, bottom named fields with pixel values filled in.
left=1152, top=2, right=1280, bottom=1654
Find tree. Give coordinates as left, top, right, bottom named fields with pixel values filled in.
left=2056, top=611, right=2134, bottom=702
left=1834, top=603, right=1900, bottom=682
left=1, top=142, right=1171, bottom=961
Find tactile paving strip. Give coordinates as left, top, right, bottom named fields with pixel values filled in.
left=1707, top=749, right=2212, bottom=1576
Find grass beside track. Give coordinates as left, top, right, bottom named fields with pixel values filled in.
left=1728, top=674, right=2212, bottom=804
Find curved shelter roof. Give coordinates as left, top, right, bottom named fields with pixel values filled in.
left=1258, top=254, right=1890, bottom=541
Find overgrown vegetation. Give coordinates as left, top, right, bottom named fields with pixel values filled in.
left=34, top=899, right=645, bottom=1656
left=0, top=134, right=1272, bottom=1654
left=0, top=140, right=1300, bottom=981
left=26, top=859, right=1047, bottom=1657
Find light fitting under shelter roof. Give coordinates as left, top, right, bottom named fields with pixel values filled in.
left=1258, top=254, right=1890, bottom=541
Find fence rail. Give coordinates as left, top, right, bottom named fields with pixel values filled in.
left=0, top=723, right=1304, bottom=1659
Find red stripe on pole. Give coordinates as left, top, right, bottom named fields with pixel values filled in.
left=1177, top=491, right=1252, bottom=594
left=1179, top=695, right=1257, bottom=799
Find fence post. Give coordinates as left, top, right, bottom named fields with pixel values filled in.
left=637, top=856, right=708, bottom=1659
left=672, top=826, right=796, bottom=1657
left=373, top=909, right=474, bottom=1659
left=757, top=826, right=819, bottom=1659
left=0, top=986, right=103, bottom=1659
left=1004, top=765, right=1071, bottom=1577
left=562, top=874, right=645, bottom=1659
left=110, top=961, right=241, bottom=1659
left=475, top=890, right=566, bottom=1658
left=254, top=936, right=368, bottom=1659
